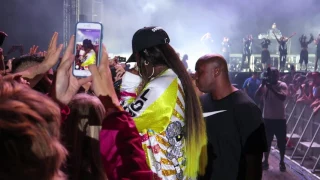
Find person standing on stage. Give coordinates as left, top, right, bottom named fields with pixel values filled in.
left=268, top=23, right=282, bottom=54
left=269, top=23, right=282, bottom=37
left=195, top=54, right=267, bottom=180
left=299, top=34, right=314, bottom=71
left=255, top=67, right=288, bottom=172
left=273, top=32, right=296, bottom=71
left=261, top=38, right=271, bottom=71
left=314, top=34, right=320, bottom=71
left=221, top=37, right=231, bottom=63
left=201, top=32, right=214, bottom=54
left=242, top=35, right=253, bottom=71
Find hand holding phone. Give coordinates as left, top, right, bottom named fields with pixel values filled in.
left=73, top=22, right=103, bottom=78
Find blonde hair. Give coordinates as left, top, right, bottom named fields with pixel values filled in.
left=0, top=80, right=67, bottom=180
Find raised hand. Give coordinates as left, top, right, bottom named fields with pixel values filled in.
left=29, top=45, right=39, bottom=55
left=17, top=32, right=63, bottom=80
left=5, top=58, right=14, bottom=73
left=114, top=64, right=125, bottom=81
left=54, top=35, right=92, bottom=105
left=37, top=51, right=47, bottom=57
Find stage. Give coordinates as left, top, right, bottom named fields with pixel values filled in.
left=228, top=53, right=317, bottom=72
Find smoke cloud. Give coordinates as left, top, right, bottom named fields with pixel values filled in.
left=101, top=0, right=319, bottom=70
left=0, top=0, right=319, bottom=70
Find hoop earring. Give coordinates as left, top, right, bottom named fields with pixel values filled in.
left=144, top=61, right=149, bottom=66
left=148, top=67, right=155, bottom=79
left=138, top=69, right=142, bottom=77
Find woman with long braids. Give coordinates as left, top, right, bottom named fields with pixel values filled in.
left=120, top=26, right=208, bottom=179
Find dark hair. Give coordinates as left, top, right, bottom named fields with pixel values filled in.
left=61, top=94, right=106, bottom=180
left=83, top=39, right=94, bottom=49
left=136, top=44, right=207, bottom=177
left=11, top=55, right=44, bottom=73
left=11, top=55, right=52, bottom=94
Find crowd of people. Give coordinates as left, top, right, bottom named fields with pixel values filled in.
left=1, top=25, right=318, bottom=180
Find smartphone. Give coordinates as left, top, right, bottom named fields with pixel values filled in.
left=117, top=56, right=126, bottom=63
left=73, top=22, right=103, bottom=77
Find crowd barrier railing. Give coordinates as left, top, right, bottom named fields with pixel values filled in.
left=284, top=98, right=320, bottom=173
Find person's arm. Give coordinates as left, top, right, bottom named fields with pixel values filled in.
left=287, top=32, right=296, bottom=41
left=99, top=95, right=155, bottom=180
left=273, top=32, right=281, bottom=43
left=244, top=123, right=266, bottom=180
left=308, top=34, right=314, bottom=44
left=235, top=104, right=267, bottom=180
left=15, top=33, right=63, bottom=88
left=255, top=83, right=266, bottom=99
left=242, top=79, right=249, bottom=94
left=119, top=71, right=142, bottom=105
left=266, top=82, right=287, bottom=101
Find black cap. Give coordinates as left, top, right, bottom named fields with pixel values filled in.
left=83, top=39, right=94, bottom=49
left=127, top=26, right=170, bottom=63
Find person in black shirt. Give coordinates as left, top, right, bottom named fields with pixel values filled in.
left=242, top=35, right=253, bottom=71
left=315, top=34, right=320, bottom=71
left=195, top=54, right=267, bottom=180
left=261, top=38, right=271, bottom=71
left=273, top=32, right=296, bottom=72
left=222, top=37, right=231, bottom=63
left=299, top=34, right=314, bottom=71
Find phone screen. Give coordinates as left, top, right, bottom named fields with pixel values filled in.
left=73, top=22, right=103, bottom=77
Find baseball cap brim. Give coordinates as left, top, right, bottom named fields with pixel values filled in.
left=126, top=53, right=136, bottom=63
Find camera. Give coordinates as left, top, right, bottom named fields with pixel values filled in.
left=262, top=67, right=277, bottom=85
left=116, top=56, right=126, bottom=63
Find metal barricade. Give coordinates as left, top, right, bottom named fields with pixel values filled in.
left=282, top=99, right=320, bottom=173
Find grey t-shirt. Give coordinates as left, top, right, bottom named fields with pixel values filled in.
left=263, top=81, right=288, bottom=119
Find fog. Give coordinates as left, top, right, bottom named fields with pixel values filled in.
left=0, top=0, right=319, bottom=69
left=98, top=0, right=319, bottom=69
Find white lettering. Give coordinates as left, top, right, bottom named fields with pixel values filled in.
left=151, top=27, right=162, bottom=32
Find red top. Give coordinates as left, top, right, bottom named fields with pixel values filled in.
left=59, top=96, right=156, bottom=180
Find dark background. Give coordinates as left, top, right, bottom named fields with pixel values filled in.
left=1, top=0, right=319, bottom=58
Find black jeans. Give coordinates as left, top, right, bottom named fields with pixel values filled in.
left=242, top=54, right=251, bottom=68
left=264, top=119, right=286, bottom=156
left=279, top=53, right=287, bottom=70
left=299, top=49, right=308, bottom=65
left=315, top=51, right=320, bottom=71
